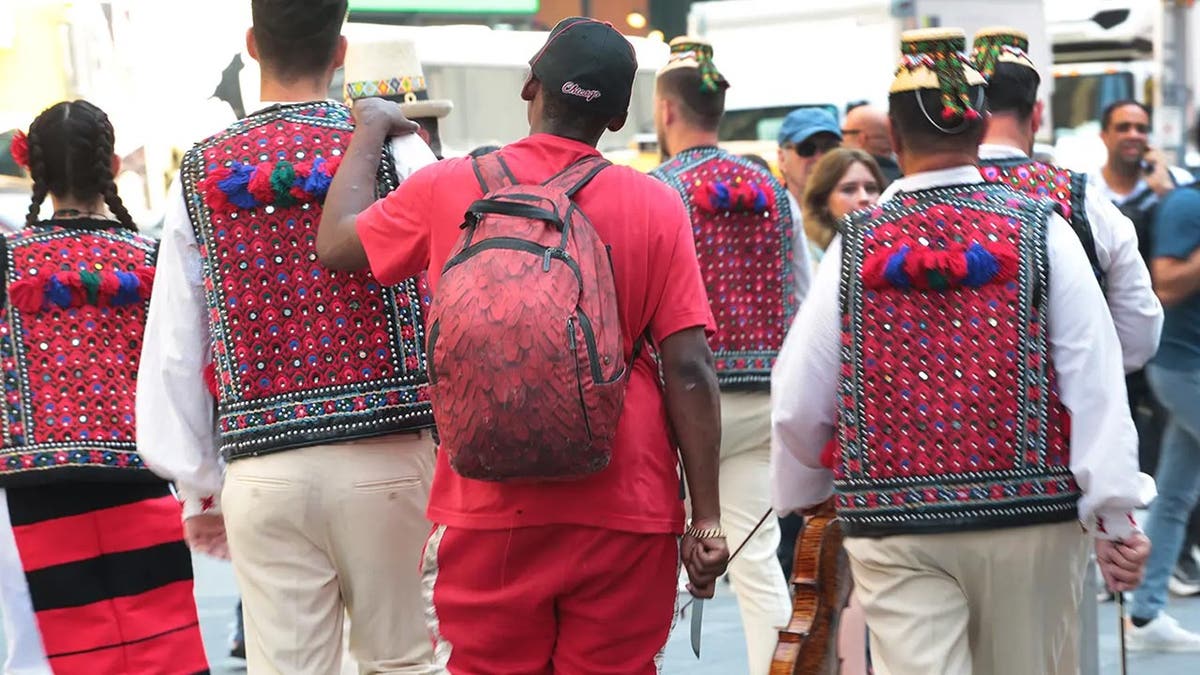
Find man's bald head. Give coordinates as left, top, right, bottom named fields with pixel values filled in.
left=842, top=105, right=893, bottom=158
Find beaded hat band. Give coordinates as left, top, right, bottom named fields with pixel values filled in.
left=658, top=36, right=729, bottom=93
left=972, top=27, right=1037, bottom=80
left=343, top=39, right=452, bottom=119
left=890, top=28, right=986, bottom=129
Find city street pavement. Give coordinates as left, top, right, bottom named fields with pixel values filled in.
left=1, top=552, right=1195, bottom=673
left=194, top=554, right=1200, bottom=674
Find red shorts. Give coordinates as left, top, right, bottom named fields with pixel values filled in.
left=420, top=524, right=679, bottom=675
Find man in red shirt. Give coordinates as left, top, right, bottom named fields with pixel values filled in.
left=318, top=17, right=729, bottom=674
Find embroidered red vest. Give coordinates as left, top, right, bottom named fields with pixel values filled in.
left=180, top=102, right=431, bottom=461
left=980, top=157, right=1104, bottom=284
left=651, top=147, right=796, bottom=386
left=834, top=183, right=1078, bottom=536
left=0, top=220, right=159, bottom=486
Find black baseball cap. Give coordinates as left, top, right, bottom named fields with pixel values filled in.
left=529, top=17, right=638, bottom=118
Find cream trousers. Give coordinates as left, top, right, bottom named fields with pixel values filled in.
left=223, top=433, right=439, bottom=675
left=718, top=391, right=793, bottom=675
left=844, top=520, right=1089, bottom=675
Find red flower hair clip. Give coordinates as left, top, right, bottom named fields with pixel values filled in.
left=9, top=130, right=29, bottom=170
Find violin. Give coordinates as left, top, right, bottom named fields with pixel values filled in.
left=769, top=497, right=853, bottom=675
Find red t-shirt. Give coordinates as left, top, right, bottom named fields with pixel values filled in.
left=356, top=133, right=715, bottom=534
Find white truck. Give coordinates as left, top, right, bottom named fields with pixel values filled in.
left=686, top=0, right=1053, bottom=154
left=1048, top=0, right=1198, bottom=170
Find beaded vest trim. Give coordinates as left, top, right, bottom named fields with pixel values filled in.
left=979, top=157, right=1104, bottom=285
left=181, top=102, right=432, bottom=461
left=651, top=147, right=796, bottom=387
left=0, top=224, right=159, bottom=486
left=835, top=183, right=1079, bottom=536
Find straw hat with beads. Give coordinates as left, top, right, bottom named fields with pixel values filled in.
left=890, top=28, right=987, bottom=131
left=971, top=27, right=1037, bottom=80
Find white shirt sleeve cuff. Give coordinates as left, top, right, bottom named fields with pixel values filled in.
left=177, top=484, right=222, bottom=520
left=1089, top=508, right=1140, bottom=541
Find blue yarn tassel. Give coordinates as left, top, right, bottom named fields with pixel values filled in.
left=218, top=163, right=258, bottom=209
left=711, top=181, right=731, bottom=210
left=113, top=271, right=142, bottom=306
left=44, top=277, right=72, bottom=308
left=752, top=184, right=768, bottom=211
left=884, top=245, right=911, bottom=289
left=963, top=242, right=999, bottom=287
left=304, top=157, right=333, bottom=197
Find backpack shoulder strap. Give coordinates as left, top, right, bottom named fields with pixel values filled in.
left=1068, top=172, right=1105, bottom=286
left=472, top=152, right=518, bottom=193
left=543, top=155, right=610, bottom=199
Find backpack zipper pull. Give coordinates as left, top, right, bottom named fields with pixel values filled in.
left=543, top=248, right=554, bottom=272
left=567, top=317, right=577, bottom=349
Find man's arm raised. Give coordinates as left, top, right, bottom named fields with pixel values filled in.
left=317, top=98, right=418, bottom=270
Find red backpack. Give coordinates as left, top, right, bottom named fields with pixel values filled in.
left=426, top=153, right=631, bottom=482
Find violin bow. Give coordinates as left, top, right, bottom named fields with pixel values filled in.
left=682, top=508, right=775, bottom=657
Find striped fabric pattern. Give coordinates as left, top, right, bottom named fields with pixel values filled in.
left=6, top=481, right=209, bottom=674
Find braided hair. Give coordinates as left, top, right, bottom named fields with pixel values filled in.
left=22, top=100, right=137, bottom=232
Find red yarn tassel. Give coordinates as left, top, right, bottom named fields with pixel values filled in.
left=97, top=271, right=121, bottom=305
left=861, top=251, right=891, bottom=289
left=988, top=244, right=1020, bottom=282
left=202, top=362, right=219, bottom=398
left=819, top=437, right=838, bottom=470
left=248, top=162, right=276, bottom=204
left=8, top=278, right=44, bottom=313
left=200, top=169, right=233, bottom=213
left=134, top=266, right=156, bottom=299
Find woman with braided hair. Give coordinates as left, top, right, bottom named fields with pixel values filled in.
left=0, top=100, right=209, bottom=674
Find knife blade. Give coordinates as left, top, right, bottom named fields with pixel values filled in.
left=690, top=596, right=704, bottom=658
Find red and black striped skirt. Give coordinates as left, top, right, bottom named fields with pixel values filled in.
left=3, top=481, right=209, bottom=674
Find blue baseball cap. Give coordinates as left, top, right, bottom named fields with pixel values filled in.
left=777, top=108, right=843, bottom=146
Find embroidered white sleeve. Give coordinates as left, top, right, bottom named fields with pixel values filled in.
left=388, top=135, right=437, bottom=183
left=1044, top=213, right=1148, bottom=540
left=1084, top=191, right=1163, bottom=372
left=770, top=237, right=841, bottom=513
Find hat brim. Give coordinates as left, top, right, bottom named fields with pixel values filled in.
left=400, top=100, right=453, bottom=119
left=996, top=53, right=1037, bottom=70
left=890, top=67, right=987, bottom=94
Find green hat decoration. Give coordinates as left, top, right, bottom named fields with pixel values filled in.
left=660, top=37, right=729, bottom=93
left=892, top=28, right=987, bottom=125
left=972, top=27, right=1037, bottom=80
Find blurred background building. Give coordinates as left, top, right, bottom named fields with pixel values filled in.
left=0, top=0, right=1197, bottom=232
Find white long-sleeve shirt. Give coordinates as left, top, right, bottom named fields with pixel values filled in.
left=784, top=191, right=814, bottom=303
left=771, top=165, right=1150, bottom=541
left=137, top=130, right=435, bottom=518
left=979, top=144, right=1163, bottom=371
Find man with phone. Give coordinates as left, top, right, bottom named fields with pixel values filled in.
left=1091, top=100, right=1192, bottom=260
left=1090, top=100, right=1200, bottom=604
left=1126, top=116, right=1200, bottom=651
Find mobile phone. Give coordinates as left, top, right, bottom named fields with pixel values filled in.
left=1140, top=149, right=1156, bottom=175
